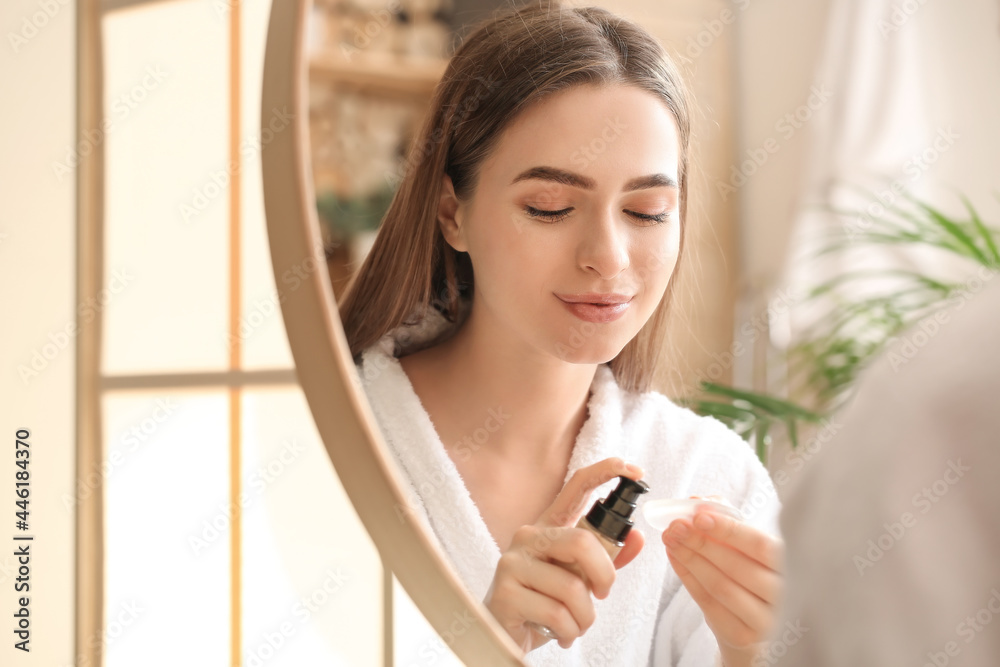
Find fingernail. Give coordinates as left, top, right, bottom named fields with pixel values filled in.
left=625, top=462, right=642, bottom=474
left=668, top=522, right=689, bottom=540
left=694, top=512, right=715, bottom=531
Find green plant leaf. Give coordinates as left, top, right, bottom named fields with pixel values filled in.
left=900, top=190, right=990, bottom=264
left=755, top=418, right=772, bottom=464
left=786, top=418, right=799, bottom=450
left=699, top=382, right=823, bottom=421
left=688, top=400, right=756, bottom=422
left=960, top=193, right=1000, bottom=264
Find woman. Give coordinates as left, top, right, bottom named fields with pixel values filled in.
left=341, top=1, right=783, bottom=665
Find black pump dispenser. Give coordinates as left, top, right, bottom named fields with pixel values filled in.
left=525, top=474, right=651, bottom=641
left=583, top=476, right=650, bottom=544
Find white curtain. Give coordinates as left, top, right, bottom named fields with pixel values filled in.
left=771, top=0, right=999, bottom=352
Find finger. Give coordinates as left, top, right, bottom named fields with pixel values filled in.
left=538, top=457, right=645, bottom=528
left=612, top=527, right=644, bottom=569
left=666, top=549, right=761, bottom=649
left=690, top=510, right=783, bottom=572
left=664, top=526, right=772, bottom=637
left=664, top=519, right=781, bottom=603
left=513, top=584, right=584, bottom=646
left=515, top=525, right=617, bottom=600
left=511, top=552, right=598, bottom=636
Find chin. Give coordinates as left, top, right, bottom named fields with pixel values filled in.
left=550, top=338, right=626, bottom=365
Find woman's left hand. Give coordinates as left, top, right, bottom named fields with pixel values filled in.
left=661, top=505, right=784, bottom=664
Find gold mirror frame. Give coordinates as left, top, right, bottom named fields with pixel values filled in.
left=259, top=1, right=528, bottom=664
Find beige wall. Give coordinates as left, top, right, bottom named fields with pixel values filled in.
left=735, top=0, right=833, bottom=303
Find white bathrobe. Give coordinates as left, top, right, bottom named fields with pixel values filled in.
left=353, top=301, right=782, bottom=667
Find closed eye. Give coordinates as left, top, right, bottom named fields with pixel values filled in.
left=630, top=211, right=670, bottom=223
left=524, top=205, right=573, bottom=221
left=524, top=205, right=670, bottom=224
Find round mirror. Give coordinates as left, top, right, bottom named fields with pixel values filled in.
left=259, top=0, right=528, bottom=664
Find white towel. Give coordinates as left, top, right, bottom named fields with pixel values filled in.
left=354, top=300, right=782, bottom=666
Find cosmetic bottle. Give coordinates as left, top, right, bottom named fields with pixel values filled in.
left=527, top=475, right=650, bottom=641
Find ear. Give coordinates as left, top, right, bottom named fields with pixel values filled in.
left=437, top=173, right=468, bottom=253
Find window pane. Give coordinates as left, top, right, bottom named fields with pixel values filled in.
left=393, top=574, right=464, bottom=667
left=241, top=387, right=381, bottom=666
left=103, top=390, right=230, bottom=666
left=102, top=1, right=230, bottom=375
left=239, top=0, right=296, bottom=371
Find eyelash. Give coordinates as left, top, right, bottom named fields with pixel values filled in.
left=523, top=205, right=670, bottom=224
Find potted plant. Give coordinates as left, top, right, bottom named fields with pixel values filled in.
left=684, top=187, right=999, bottom=466
left=316, top=182, right=397, bottom=265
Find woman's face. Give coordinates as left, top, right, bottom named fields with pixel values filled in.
left=441, top=82, right=683, bottom=364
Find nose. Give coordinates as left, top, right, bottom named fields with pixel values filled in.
left=576, top=205, right=630, bottom=279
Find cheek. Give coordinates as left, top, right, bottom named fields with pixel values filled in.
left=632, top=227, right=680, bottom=295
left=466, top=213, right=557, bottom=296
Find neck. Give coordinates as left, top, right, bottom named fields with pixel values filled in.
left=428, top=301, right=598, bottom=467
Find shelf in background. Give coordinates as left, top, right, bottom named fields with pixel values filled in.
left=309, top=51, right=448, bottom=98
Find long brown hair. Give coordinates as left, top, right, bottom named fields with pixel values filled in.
left=338, top=0, right=692, bottom=394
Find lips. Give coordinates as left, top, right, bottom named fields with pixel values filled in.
left=556, top=293, right=633, bottom=323
left=555, top=292, right=634, bottom=305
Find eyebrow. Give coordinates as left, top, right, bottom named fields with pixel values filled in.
left=510, top=166, right=678, bottom=192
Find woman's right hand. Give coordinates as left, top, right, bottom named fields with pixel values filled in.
left=482, top=457, right=646, bottom=653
